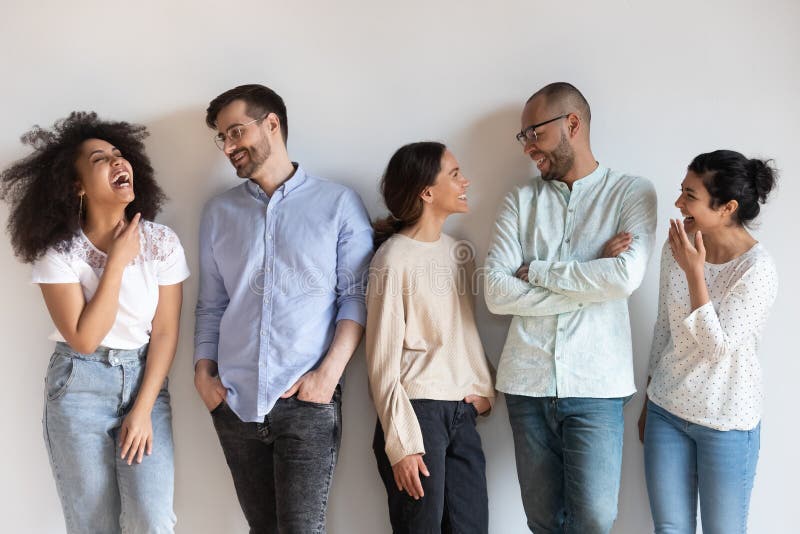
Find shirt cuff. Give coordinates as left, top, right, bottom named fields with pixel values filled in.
left=193, top=342, right=219, bottom=366
left=527, top=261, right=550, bottom=288
left=336, top=300, right=367, bottom=327
left=386, top=438, right=426, bottom=466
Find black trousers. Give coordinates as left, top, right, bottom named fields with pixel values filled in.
left=373, top=399, right=489, bottom=534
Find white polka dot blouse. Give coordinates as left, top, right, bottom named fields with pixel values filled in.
left=647, top=240, right=778, bottom=431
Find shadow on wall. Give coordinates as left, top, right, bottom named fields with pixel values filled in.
left=142, top=104, right=229, bottom=356
left=451, top=102, right=533, bottom=367
left=143, top=105, right=233, bottom=228
left=142, top=105, right=238, bottom=334
left=141, top=107, right=256, bottom=533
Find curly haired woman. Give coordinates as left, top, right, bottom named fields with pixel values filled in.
left=1, top=112, right=189, bottom=534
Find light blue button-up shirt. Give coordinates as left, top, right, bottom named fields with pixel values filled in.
left=194, top=165, right=374, bottom=422
left=485, top=165, right=657, bottom=398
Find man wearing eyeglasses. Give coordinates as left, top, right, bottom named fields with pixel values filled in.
left=193, top=84, right=373, bottom=533
left=485, top=82, right=657, bottom=533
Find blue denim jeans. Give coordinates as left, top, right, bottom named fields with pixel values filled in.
left=211, top=387, right=342, bottom=534
left=43, top=342, right=175, bottom=534
left=373, top=400, right=489, bottom=534
left=643, top=400, right=760, bottom=534
left=505, top=395, right=626, bottom=534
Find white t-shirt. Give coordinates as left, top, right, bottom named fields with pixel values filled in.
left=31, top=220, right=191, bottom=350
left=647, top=241, right=778, bottom=431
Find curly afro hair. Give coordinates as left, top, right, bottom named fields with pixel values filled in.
left=0, top=112, right=165, bottom=263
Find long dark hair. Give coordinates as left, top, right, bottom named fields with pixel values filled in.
left=688, top=150, right=778, bottom=227
left=0, top=112, right=165, bottom=263
left=373, top=141, right=446, bottom=249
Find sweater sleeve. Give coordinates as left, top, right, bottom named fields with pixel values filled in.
left=365, top=255, right=425, bottom=465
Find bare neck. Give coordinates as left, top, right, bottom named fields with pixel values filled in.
left=699, top=225, right=757, bottom=264
left=559, top=146, right=598, bottom=190
left=82, top=205, right=129, bottom=251
left=400, top=209, right=447, bottom=242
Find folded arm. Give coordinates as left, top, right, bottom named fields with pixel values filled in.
left=527, top=178, right=657, bottom=302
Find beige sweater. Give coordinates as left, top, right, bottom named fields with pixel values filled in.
left=366, top=233, right=496, bottom=465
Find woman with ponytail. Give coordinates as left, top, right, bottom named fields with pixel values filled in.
left=638, top=150, right=778, bottom=533
left=366, top=142, right=495, bottom=533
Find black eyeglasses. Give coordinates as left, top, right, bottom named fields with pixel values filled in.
left=515, top=114, right=569, bottom=146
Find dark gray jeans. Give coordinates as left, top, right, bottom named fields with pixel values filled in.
left=211, top=387, right=341, bottom=534
left=373, top=399, right=489, bottom=534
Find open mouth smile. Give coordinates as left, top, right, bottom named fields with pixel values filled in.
left=231, top=150, right=248, bottom=166
left=110, top=170, right=131, bottom=188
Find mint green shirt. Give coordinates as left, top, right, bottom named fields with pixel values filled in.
left=485, top=165, right=657, bottom=398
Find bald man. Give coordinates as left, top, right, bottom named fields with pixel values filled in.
left=485, top=82, right=657, bottom=533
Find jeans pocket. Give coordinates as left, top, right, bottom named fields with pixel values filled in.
left=292, top=384, right=341, bottom=408
left=292, top=395, right=335, bottom=408
left=45, top=354, right=78, bottom=401
left=210, top=399, right=226, bottom=416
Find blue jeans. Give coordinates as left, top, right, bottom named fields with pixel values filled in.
left=43, top=342, right=175, bottom=534
left=373, top=400, right=489, bottom=534
left=505, top=395, right=626, bottom=534
left=643, top=400, right=760, bottom=534
left=211, top=387, right=342, bottom=534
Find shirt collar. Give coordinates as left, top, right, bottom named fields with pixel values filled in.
left=572, top=163, right=607, bottom=189
left=245, top=162, right=307, bottom=200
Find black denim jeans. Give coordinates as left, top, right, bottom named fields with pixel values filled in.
left=211, top=387, right=342, bottom=534
left=373, top=399, right=489, bottom=534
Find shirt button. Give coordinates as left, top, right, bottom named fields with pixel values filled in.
left=267, top=234, right=273, bottom=239
left=260, top=330, right=266, bottom=336
left=578, top=303, right=584, bottom=307
left=565, top=238, right=571, bottom=243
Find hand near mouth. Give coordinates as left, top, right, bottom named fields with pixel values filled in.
left=668, top=218, right=705, bottom=275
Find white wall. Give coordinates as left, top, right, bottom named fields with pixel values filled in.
left=1, top=1, right=797, bottom=532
